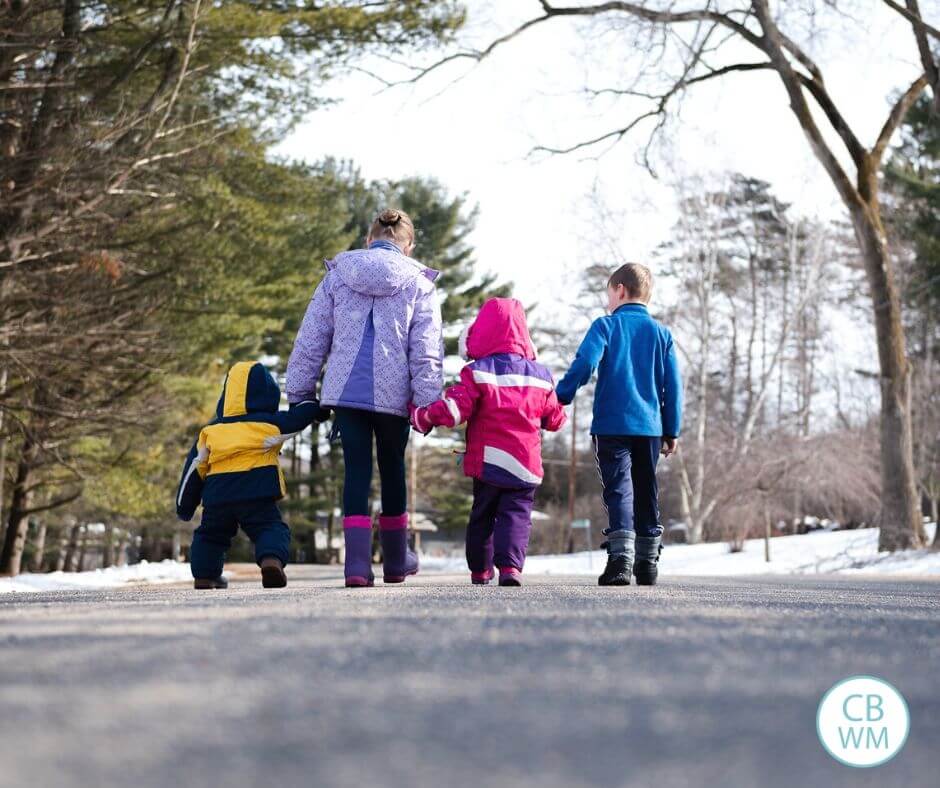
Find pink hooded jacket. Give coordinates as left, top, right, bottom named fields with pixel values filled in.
left=411, top=298, right=567, bottom=488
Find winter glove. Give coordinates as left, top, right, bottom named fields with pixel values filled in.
left=409, top=403, right=433, bottom=435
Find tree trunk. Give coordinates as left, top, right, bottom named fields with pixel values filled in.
left=726, top=295, right=738, bottom=423
left=745, top=254, right=758, bottom=421
left=116, top=533, right=129, bottom=566
left=171, top=526, right=182, bottom=562
left=54, top=528, right=69, bottom=571
left=0, top=436, right=36, bottom=575
left=0, top=434, right=6, bottom=547
left=326, top=507, right=335, bottom=564
left=64, top=523, right=81, bottom=571
left=764, top=499, right=771, bottom=563
left=138, top=526, right=150, bottom=561
left=568, top=396, right=577, bottom=531
left=0, top=277, right=12, bottom=541
left=77, top=526, right=88, bottom=572
left=30, top=519, right=47, bottom=572
left=931, top=496, right=939, bottom=549
left=680, top=481, right=705, bottom=544
left=852, top=207, right=925, bottom=550
left=289, top=436, right=299, bottom=498
left=310, top=424, right=321, bottom=472
left=306, top=527, right=318, bottom=565
left=103, top=522, right=115, bottom=568
left=749, top=0, right=926, bottom=551
left=778, top=234, right=790, bottom=422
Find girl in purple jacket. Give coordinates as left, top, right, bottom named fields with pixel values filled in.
left=286, top=209, right=444, bottom=587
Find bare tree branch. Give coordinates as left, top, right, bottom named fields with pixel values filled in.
left=538, top=1, right=765, bottom=48
left=889, top=0, right=940, bottom=114
left=881, top=0, right=940, bottom=42
left=532, top=111, right=660, bottom=155
left=22, top=490, right=83, bottom=517
left=751, top=0, right=861, bottom=210
left=402, top=3, right=869, bottom=177
left=796, top=73, right=866, bottom=167
left=872, top=73, right=930, bottom=164
left=395, top=12, right=552, bottom=84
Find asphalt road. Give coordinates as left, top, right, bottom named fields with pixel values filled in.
left=1, top=569, right=937, bottom=788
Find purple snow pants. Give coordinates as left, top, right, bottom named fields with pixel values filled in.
left=466, top=479, right=536, bottom=573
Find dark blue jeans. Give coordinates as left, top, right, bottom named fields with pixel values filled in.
left=593, top=436, right=663, bottom=538
left=190, top=499, right=290, bottom=579
left=335, top=407, right=410, bottom=517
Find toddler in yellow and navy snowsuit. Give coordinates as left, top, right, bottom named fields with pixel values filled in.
left=176, top=361, right=329, bottom=589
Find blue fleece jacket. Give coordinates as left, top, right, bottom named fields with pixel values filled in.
left=555, top=304, right=682, bottom=437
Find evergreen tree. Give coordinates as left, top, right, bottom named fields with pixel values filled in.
left=0, top=1, right=465, bottom=574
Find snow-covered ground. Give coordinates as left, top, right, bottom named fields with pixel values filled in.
left=2, top=525, right=936, bottom=593
left=0, top=559, right=192, bottom=594
left=421, top=524, right=940, bottom=578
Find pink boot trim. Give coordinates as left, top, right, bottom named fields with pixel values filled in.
left=471, top=569, right=494, bottom=583
left=498, top=567, right=521, bottom=578
left=343, top=515, right=372, bottom=529
left=378, top=513, right=409, bottom=531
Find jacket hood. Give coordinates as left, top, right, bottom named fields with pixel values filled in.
left=465, top=298, right=537, bottom=360
left=215, top=361, right=281, bottom=419
left=329, top=245, right=439, bottom=297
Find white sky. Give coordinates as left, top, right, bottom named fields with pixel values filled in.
left=274, top=1, right=928, bottom=422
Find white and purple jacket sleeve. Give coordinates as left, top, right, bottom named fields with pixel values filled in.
left=285, top=273, right=335, bottom=404
left=407, top=286, right=444, bottom=408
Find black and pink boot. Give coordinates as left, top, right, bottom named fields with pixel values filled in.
left=343, top=515, right=375, bottom=587
left=379, top=513, right=419, bottom=584
left=498, top=567, right=523, bottom=587
left=471, top=568, right=494, bottom=585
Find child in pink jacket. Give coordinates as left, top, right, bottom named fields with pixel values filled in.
left=411, top=298, right=566, bottom=586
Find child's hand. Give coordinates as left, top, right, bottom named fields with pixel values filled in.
left=661, top=437, right=678, bottom=457
left=409, top=403, right=433, bottom=435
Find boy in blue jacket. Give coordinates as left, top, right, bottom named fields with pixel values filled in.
left=176, top=361, right=330, bottom=589
left=556, top=263, right=682, bottom=586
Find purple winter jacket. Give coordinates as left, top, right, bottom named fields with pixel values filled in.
left=285, top=240, right=444, bottom=417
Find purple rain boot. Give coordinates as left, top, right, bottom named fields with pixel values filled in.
left=379, top=513, right=419, bottom=584
left=344, top=516, right=375, bottom=588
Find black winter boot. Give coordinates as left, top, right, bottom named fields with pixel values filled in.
left=633, top=536, right=663, bottom=586
left=598, top=529, right=635, bottom=587
left=598, top=555, right=632, bottom=586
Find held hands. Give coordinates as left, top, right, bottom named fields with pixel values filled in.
left=409, top=403, right=433, bottom=435
left=289, top=399, right=332, bottom=423
left=661, top=437, right=678, bottom=457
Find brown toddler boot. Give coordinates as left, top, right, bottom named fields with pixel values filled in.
left=194, top=576, right=228, bottom=590
left=260, top=556, right=287, bottom=588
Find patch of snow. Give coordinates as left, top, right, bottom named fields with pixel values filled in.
left=421, top=524, right=939, bottom=577
left=0, top=560, right=192, bottom=595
